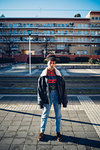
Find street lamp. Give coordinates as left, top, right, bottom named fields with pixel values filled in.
left=29, top=33, right=33, bottom=75
left=44, top=37, right=48, bottom=58
left=44, top=37, right=46, bottom=58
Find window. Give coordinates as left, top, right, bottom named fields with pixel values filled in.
left=23, top=24, right=26, bottom=27
left=51, top=24, right=54, bottom=27
left=57, top=44, right=65, bottom=49
left=47, top=31, right=50, bottom=34
left=78, top=38, right=81, bottom=41
left=65, top=31, right=67, bottom=34
left=50, top=38, right=54, bottom=41
left=65, top=24, right=68, bottom=27
left=23, top=30, right=26, bottom=34
left=44, top=31, right=47, bottom=34
left=85, top=31, right=88, bottom=35
left=51, top=31, right=54, bottom=34
left=78, top=24, right=81, bottom=27
left=82, top=31, right=84, bottom=35
left=47, top=24, right=50, bottom=27
left=13, top=24, right=16, bottom=27
left=61, top=37, right=64, bottom=41
left=57, top=24, right=60, bottom=27
left=84, top=50, right=87, bottom=55
left=9, top=24, right=13, bottom=27
left=44, top=24, right=47, bottom=27
left=78, top=31, right=81, bottom=35
left=61, top=24, right=64, bottom=27
left=92, top=17, right=94, bottom=20
left=91, top=31, right=95, bottom=35
left=27, top=24, right=29, bottom=27
left=57, top=38, right=60, bottom=41
left=30, top=24, right=33, bottom=27
left=85, top=24, right=88, bottom=27
left=69, top=30, right=73, bottom=34
left=61, top=31, right=64, bottom=34
left=81, top=24, right=85, bottom=27
left=76, top=50, right=80, bottom=55
left=58, top=31, right=61, bottom=34
left=13, top=30, right=15, bottom=34
left=95, top=17, right=98, bottom=20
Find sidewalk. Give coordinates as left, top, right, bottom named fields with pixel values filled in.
left=0, top=94, right=100, bottom=150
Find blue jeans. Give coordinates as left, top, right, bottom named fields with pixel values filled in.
left=40, top=90, right=62, bottom=133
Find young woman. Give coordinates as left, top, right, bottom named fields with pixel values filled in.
left=37, top=54, right=68, bottom=141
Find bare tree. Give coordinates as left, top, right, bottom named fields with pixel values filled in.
left=0, top=22, right=20, bottom=57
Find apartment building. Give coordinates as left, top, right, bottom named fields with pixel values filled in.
left=0, top=11, right=100, bottom=57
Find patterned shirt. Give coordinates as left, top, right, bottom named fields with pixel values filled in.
left=47, top=68, right=57, bottom=91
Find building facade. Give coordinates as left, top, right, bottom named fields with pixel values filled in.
left=0, top=11, right=100, bottom=57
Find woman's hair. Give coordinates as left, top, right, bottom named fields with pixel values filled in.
left=46, top=54, right=56, bottom=62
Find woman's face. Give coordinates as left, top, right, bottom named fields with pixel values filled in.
left=47, top=60, right=56, bottom=70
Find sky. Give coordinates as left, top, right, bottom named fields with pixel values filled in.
left=0, top=0, right=100, bottom=18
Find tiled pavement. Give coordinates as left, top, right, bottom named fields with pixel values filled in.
left=0, top=95, right=100, bottom=150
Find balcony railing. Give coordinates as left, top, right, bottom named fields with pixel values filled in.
left=0, top=32, right=100, bottom=36
left=0, top=24, right=100, bottom=29
left=0, top=39, right=100, bottom=43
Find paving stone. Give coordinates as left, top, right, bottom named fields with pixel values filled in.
left=0, top=126, right=8, bottom=131
left=74, top=132, right=87, bottom=138
left=27, top=131, right=38, bottom=137
left=83, top=126, right=96, bottom=132
left=15, top=131, right=27, bottom=138
left=22, top=117, right=33, bottom=122
left=3, top=131, right=16, bottom=138
left=37, top=145, right=52, bottom=150
left=77, top=145, right=87, bottom=150
left=92, top=148, right=100, bottom=150
left=9, top=144, right=24, bottom=150
left=0, top=137, right=13, bottom=145
left=85, top=132, right=99, bottom=138
left=0, top=117, right=4, bottom=122
left=18, top=126, right=29, bottom=131
left=20, top=121, right=31, bottom=126
left=62, top=131, right=74, bottom=137
left=0, top=144, right=10, bottom=150
left=12, top=138, right=26, bottom=145
left=0, top=95, right=100, bottom=149
left=13, top=116, right=23, bottom=121
left=52, top=145, right=64, bottom=150
left=0, top=131, right=5, bottom=138
left=64, top=145, right=78, bottom=150
left=72, top=127, right=84, bottom=132
left=1, top=120, right=12, bottom=126
left=11, top=121, right=21, bottom=126
left=25, top=135, right=37, bottom=145
left=23, top=144, right=36, bottom=150
left=7, top=126, right=19, bottom=131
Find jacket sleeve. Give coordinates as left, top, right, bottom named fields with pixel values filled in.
left=62, top=77, right=68, bottom=107
left=37, top=77, right=44, bottom=109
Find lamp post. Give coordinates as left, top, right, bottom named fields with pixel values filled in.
left=44, top=37, right=46, bottom=58
left=29, top=33, right=32, bottom=75
left=44, top=37, right=48, bottom=58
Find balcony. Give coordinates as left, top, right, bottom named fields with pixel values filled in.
left=0, top=39, right=100, bottom=44
left=0, top=32, right=100, bottom=37
left=1, top=23, right=100, bottom=29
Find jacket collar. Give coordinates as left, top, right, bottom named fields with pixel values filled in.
left=40, top=67, right=61, bottom=77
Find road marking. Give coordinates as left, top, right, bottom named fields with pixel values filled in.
left=77, top=95, right=100, bottom=138
left=86, top=69, right=100, bottom=74
left=61, top=69, right=69, bottom=76
left=25, top=69, right=39, bottom=76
